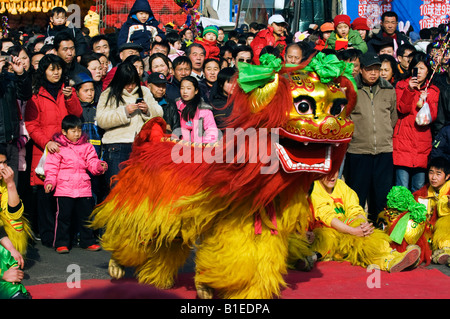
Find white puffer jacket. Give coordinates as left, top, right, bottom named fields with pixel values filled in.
left=97, top=85, right=163, bottom=144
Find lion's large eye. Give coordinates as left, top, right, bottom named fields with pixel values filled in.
left=330, top=98, right=348, bottom=116
left=294, top=99, right=313, bottom=115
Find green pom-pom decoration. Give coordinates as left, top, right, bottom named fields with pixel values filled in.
left=386, top=186, right=427, bottom=223
left=408, top=201, right=427, bottom=224
left=386, top=186, right=415, bottom=212
left=387, top=186, right=428, bottom=244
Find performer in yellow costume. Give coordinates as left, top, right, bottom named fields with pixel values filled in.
left=415, top=157, right=450, bottom=264
left=289, top=171, right=421, bottom=272
left=0, top=148, right=31, bottom=256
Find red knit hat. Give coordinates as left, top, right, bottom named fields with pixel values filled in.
left=333, top=14, right=351, bottom=27
left=351, top=17, right=370, bottom=31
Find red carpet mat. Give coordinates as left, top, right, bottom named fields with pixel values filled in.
left=26, top=261, right=450, bottom=299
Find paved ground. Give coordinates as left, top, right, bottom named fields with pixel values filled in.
left=22, top=239, right=196, bottom=286
left=22, top=240, right=112, bottom=286
left=21, top=239, right=450, bottom=288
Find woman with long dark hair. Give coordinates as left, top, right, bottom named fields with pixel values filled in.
left=210, top=67, right=237, bottom=130
left=96, top=61, right=163, bottom=189
left=177, top=76, right=218, bottom=143
left=393, top=51, right=440, bottom=192
left=123, top=55, right=148, bottom=85
left=25, top=54, right=83, bottom=247
left=7, top=45, right=33, bottom=209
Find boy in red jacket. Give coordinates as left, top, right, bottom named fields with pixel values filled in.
left=195, top=25, right=220, bottom=60
left=250, top=14, right=287, bottom=64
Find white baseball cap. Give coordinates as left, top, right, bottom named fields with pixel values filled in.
left=268, top=14, right=288, bottom=26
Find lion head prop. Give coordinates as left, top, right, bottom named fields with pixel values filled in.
left=228, top=52, right=357, bottom=176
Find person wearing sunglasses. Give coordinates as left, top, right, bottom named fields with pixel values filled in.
left=231, top=45, right=254, bottom=70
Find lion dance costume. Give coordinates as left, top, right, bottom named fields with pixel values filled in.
left=379, top=184, right=450, bottom=266
left=91, top=52, right=357, bottom=299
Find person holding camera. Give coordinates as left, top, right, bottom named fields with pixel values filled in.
left=393, top=51, right=440, bottom=193
left=0, top=54, right=32, bottom=187
left=96, top=60, right=162, bottom=192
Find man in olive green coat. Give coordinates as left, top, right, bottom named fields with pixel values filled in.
left=343, top=52, right=397, bottom=223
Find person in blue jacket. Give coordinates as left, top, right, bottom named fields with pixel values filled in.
left=117, top=0, right=165, bottom=58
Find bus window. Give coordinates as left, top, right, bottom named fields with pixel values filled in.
left=236, top=0, right=338, bottom=33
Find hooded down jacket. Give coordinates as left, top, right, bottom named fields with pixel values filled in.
left=44, top=133, right=107, bottom=198
left=117, top=0, right=164, bottom=52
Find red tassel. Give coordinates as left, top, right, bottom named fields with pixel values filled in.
left=254, top=202, right=278, bottom=235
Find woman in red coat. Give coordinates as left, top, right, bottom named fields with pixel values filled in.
left=24, top=54, right=83, bottom=247
left=393, top=51, right=439, bottom=193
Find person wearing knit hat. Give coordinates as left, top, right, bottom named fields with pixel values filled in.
left=320, top=22, right=334, bottom=42
left=203, top=25, right=219, bottom=42
left=351, top=17, right=370, bottom=41
left=333, top=14, right=351, bottom=27
left=324, top=15, right=368, bottom=53
left=315, top=22, right=334, bottom=51
left=333, top=14, right=351, bottom=42
left=320, top=22, right=334, bottom=33
left=351, top=17, right=370, bottom=31
left=194, top=25, right=220, bottom=60
left=331, top=14, right=352, bottom=51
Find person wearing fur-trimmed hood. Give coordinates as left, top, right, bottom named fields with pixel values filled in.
left=117, top=0, right=165, bottom=57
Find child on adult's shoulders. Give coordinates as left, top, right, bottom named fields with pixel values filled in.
left=194, top=25, right=220, bottom=60
left=325, top=14, right=368, bottom=53
left=117, top=0, right=165, bottom=57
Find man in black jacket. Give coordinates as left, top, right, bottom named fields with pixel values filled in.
left=432, top=66, right=450, bottom=138
left=166, top=56, right=192, bottom=101
left=0, top=55, right=32, bottom=185
left=367, top=11, right=410, bottom=53
left=53, top=32, right=89, bottom=81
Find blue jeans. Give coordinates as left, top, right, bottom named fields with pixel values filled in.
left=395, top=166, right=426, bottom=193
left=102, top=143, right=133, bottom=191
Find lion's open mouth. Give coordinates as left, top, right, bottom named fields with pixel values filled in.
left=275, top=138, right=336, bottom=174
left=274, top=125, right=352, bottom=174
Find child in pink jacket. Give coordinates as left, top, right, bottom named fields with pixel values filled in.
left=177, top=76, right=218, bottom=144
left=44, top=115, right=108, bottom=254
